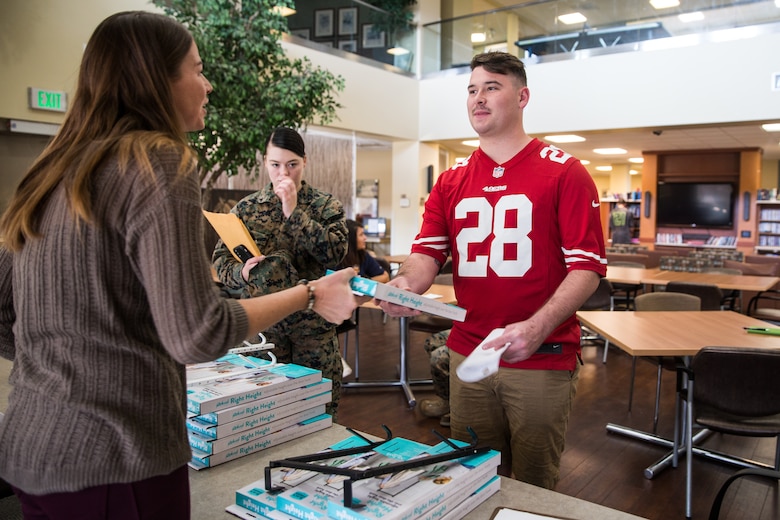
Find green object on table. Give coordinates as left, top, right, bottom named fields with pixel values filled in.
left=744, top=327, right=780, bottom=336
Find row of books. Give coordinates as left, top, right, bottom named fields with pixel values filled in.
left=226, top=434, right=501, bottom=520
left=186, top=353, right=333, bottom=469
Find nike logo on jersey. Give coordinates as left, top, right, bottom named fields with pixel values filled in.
left=591, top=200, right=600, bottom=207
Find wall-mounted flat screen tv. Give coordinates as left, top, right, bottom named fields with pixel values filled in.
left=656, top=182, right=734, bottom=228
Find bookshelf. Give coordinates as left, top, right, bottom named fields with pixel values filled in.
left=756, top=200, right=780, bottom=254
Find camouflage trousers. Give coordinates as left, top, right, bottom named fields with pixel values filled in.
left=423, top=329, right=451, bottom=401
left=220, top=251, right=342, bottom=418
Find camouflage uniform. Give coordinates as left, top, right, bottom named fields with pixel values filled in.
left=423, top=329, right=451, bottom=401
left=212, top=180, right=347, bottom=416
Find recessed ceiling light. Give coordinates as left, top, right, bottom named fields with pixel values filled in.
left=580, top=159, right=591, bottom=165
left=595, top=166, right=613, bottom=172
left=471, top=32, right=486, bottom=43
left=762, top=123, right=780, bottom=132
left=679, top=12, right=704, bottom=23
left=630, top=169, right=640, bottom=175
left=558, top=12, right=587, bottom=25
left=461, top=139, right=480, bottom=147
left=387, top=46, right=410, bottom=55
left=593, top=148, right=628, bottom=155
left=629, top=157, right=645, bottom=163
left=650, top=0, right=680, bottom=9
left=544, top=134, right=586, bottom=143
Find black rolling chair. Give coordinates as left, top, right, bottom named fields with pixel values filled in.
left=681, top=347, right=780, bottom=519
left=708, top=467, right=780, bottom=520
left=746, top=289, right=780, bottom=325
left=337, top=309, right=360, bottom=379
left=579, top=277, right=614, bottom=363
left=608, top=261, right=646, bottom=311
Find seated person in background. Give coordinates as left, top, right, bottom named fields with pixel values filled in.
left=339, top=219, right=389, bottom=282
left=419, top=329, right=451, bottom=427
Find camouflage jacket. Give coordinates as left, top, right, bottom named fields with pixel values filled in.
left=213, top=181, right=347, bottom=296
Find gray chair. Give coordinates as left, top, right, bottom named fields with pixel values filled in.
left=665, top=281, right=730, bottom=311
left=700, top=267, right=743, bottom=312
left=579, top=277, right=614, bottom=363
left=682, top=347, right=780, bottom=519
left=631, top=292, right=701, bottom=433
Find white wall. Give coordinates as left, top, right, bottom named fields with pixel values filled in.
left=419, top=31, right=780, bottom=140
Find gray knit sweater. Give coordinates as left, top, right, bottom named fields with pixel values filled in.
left=0, top=148, right=249, bottom=494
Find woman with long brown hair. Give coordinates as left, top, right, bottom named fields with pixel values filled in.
left=0, top=11, right=355, bottom=518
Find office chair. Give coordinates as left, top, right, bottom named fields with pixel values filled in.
left=337, top=309, right=360, bottom=379
left=681, top=347, right=780, bottom=519
left=708, top=467, right=780, bottom=520
left=665, top=281, right=730, bottom=311
left=579, top=277, right=614, bottom=363
left=608, top=261, right=646, bottom=311
left=746, top=289, right=780, bottom=325
left=700, top=267, right=743, bottom=312
left=631, top=292, right=701, bottom=433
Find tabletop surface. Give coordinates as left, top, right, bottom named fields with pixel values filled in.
left=605, top=266, right=780, bottom=292
left=577, top=310, right=780, bottom=357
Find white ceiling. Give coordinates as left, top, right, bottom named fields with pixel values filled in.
left=434, top=121, right=780, bottom=176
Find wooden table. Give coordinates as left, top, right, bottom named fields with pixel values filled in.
left=188, top=423, right=647, bottom=519
left=344, top=284, right=458, bottom=408
left=646, top=270, right=780, bottom=292
left=605, top=266, right=780, bottom=292
left=576, top=310, right=780, bottom=479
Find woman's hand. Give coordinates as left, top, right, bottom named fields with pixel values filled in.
left=274, top=177, right=298, bottom=218
left=241, top=255, right=265, bottom=281
left=310, top=268, right=358, bottom=323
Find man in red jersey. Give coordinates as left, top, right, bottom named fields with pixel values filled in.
left=379, top=52, right=606, bottom=489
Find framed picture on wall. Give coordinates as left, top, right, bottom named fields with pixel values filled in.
left=338, top=40, right=357, bottom=53
left=290, top=28, right=310, bottom=40
left=338, top=7, right=357, bottom=36
left=314, top=9, right=334, bottom=38
left=362, top=24, right=386, bottom=49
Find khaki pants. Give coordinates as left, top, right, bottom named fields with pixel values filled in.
left=449, top=350, right=579, bottom=489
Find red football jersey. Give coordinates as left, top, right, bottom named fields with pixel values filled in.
left=412, top=139, right=607, bottom=370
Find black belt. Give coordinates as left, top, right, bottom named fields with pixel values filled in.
left=537, top=343, right=563, bottom=354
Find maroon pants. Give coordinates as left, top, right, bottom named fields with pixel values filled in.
left=12, top=465, right=190, bottom=520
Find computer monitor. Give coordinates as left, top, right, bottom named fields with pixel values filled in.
left=363, top=217, right=387, bottom=238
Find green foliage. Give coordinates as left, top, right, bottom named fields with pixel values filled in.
left=366, top=0, right=417, bottom=37
left=152, top=0, right=345, bottom=187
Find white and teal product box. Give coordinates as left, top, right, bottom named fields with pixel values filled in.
left=274, top=436, right=433, bottom=520
left=187, top=382, right=332, bottom=438
left=188, top=405, right=326, bottom=455
left=189, top=413, right=332, bottom=470
left=327, top=270, right=466, bottom=322
left=187, top=363, right=322, bottom=415
left=324, top=439, right=500, bottom=520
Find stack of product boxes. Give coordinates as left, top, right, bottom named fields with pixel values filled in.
left=226, top=434, right=501, bottom=520
left=186, top=353, right=333, bottom=469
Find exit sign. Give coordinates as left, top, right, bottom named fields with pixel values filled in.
left=28, top=87, right=67, bottom=113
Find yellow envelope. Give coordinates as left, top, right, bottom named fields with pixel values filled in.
left=202, top=210, right=262, bottom=262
